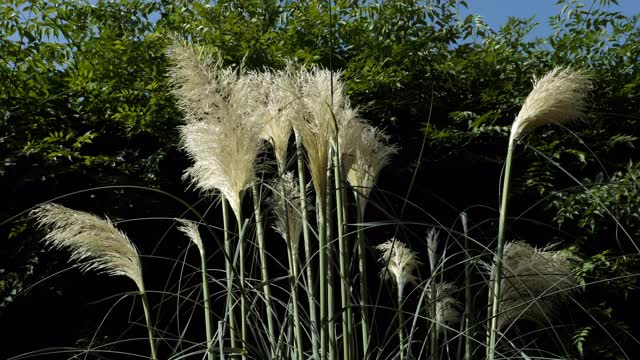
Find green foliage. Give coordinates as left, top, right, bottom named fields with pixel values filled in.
left=553, top=162, right=640, bottom=247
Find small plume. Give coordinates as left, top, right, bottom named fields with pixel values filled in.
left=346, top=125, right=398, bottom=212
left=376, top=238, right=421, bottom=298
left=269, top=172, right=305, bottom=253
left=31, top=203, right=144, bottom=292
left=491, top=241, right=579, bottom=330
left=511, top=67, right=591, bottom=141
left=425, top=281, right=462, bottom=332
left=176, top=219, right=204, bottom=256
left=425, top=228, right=440, bottom=274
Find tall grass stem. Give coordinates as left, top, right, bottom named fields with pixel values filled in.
left=251, top=183, right=276, bottom=357
left=295, top=132, right=320, bottom=359
left=236, top=206, right=248, bottom=360
left=318, top=192, right=328, bottom=360
left=487, top=139, right=515, bottom=360
left=462, top=213, right=472, bottom=360
left=355, top=200, right=370, bottom=356
left=397, top=288, right=405, bottom=360
left=334, top=152, right=352, bottom=360
left=222, top=196, right=237, bottom=349
left=200, top=249, right=214, bottom=360
left=140, top=286, right=158, bottom=360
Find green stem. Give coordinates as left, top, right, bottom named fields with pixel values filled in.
left=487, top=138, right=516, bottom=360
left=334, top=152, right=352, bottom=360
left=326, top=167, right=336, bottom=360
left=431, top=288, right=438, bottom=360
left=462, top=213, right=472, bottom=360
left=397, top=287, right=405, bottom=360
left=296, top=132, right=320, bottom=359
left=252, top=184, right=276, bottom=357
left=139, top=286, right=158, bottom=360
left=356, top=200, right=370, bottom=356
left=222, top=196, right=237, bottom=349
left=318, top=192, right=328, bottom=360
left=286, top=217, right=305, bottom=360
left=236, top=205, right=248, bottom=360
left=200, top=249, right=214, bottom=360
left=278, top=173, right=304, bottom=360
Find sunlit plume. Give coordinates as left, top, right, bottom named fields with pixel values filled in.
left=32, top=203, right=145, bottom=292
left=511, top=67, right=591, bottom=141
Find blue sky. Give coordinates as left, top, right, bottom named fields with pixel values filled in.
left=459, top=0, right=640, bottom=39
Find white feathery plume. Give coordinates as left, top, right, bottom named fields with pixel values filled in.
left=269, top=172, right=305, bottom=253
left=491, top=241, right=579, bottom=330
left=177, top=63, right=263, bottom=218
left=180, top=119, right=262, bottom=218
left=511, top=67, right=591, bottom=141
left=425, top=228, right=440, bottom=274
left=426, top=281, right=463, bottom=332
left=346, top=124, right=398, bottom=212
left=336, top=107, right=366, bottom=173
left=257, top=66, right=301, bottom=173
left=176, top=219, right=204, bottom=256
left=376, top=238, right=421, bottom=298
left=167, top=40, right=237, bottom=124
left=293, top=67, right=346, bottom=199
left=31, top=203, right=144, bottom=292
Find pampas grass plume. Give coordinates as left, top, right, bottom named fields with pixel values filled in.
left=175, top=59, right=263, bottom=218
left=258, top=67, right=300, bottom=172
left=426, top=281, right=462, bottom=331
left=31, top=203, right=144, bottom=292
left=511, top=67, right=591, bottom=140
left=347, top=124, right=398, bottom=211
left=167, top=40, right=237, bottom=124
left=176, top=219, right=204, bottom=256
left=493, top=241, right=579, bottom=330
left=270, top=172, right=305, bottom=251
left=376, top=238, right=421, bottom=298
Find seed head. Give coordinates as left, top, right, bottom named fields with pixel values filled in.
left=376, top=238, right=421, bottom=298
left=255, top=67, right=302, bottom=173
left=346, top=125, right=398, bottom=213
left=167, top=40, right=237, bottom=124
left=293, top=67, right=347, bottom=199
left=511, top=67, right=591, bottom=141
left=492, top=241, right=579, bottom=330
left=269, top=172, right=306, bottom=253
left=176, top=219, right=204, bottom=256
left=172, top=49, right=263, bottom=218
left=425, top=281, right=462, bottom=331
left=31, top=203, right=144, bottom=292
